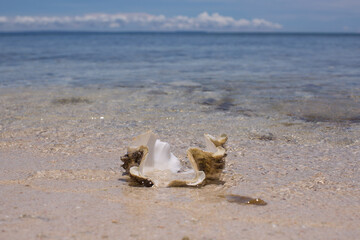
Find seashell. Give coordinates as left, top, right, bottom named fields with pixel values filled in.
left=120, top=131, right=227, bottom=187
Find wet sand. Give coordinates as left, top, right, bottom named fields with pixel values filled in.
left=1, top=86, right=360, bottom=239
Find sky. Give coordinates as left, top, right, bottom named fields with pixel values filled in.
left=0, top=0, right=359, bottom=32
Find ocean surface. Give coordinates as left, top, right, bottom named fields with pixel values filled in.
left=0, top=32, right=359, bottom=93
left=1, top=32, right=360, bottom=122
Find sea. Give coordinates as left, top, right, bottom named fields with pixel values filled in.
left=0, top=32, right=359, bottom=91
left=1, top=32, right=360, bottom=121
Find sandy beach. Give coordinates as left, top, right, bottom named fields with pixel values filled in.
left=1, top=85, right=359, bottom=239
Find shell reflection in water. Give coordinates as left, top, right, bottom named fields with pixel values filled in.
left=121, top=131, right=228, bottom=187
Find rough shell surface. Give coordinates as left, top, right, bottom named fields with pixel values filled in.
left=120, top=146, right=148, bottom=174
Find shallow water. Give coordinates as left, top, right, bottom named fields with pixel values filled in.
left=0, top=32, right=360, bottom=239
left=1, top=32, right=359, bottom=124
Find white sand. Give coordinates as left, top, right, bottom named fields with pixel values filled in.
left=1, top=86, right=359, bottom=239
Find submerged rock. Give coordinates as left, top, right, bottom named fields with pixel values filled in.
left=52, top=97, right=91, bottom=105
left=222, top=194, right=267, bottom=206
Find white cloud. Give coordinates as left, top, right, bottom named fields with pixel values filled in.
left=0, top=12, right=282, bottom=31
left=0, top=16, right=8, bottom=23
left=252, top=18, right=282, bottom=29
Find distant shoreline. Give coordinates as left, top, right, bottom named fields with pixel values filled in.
left=0, top=30, right=360, bottom=36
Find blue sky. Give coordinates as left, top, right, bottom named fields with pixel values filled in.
left=0, top=0, right=359, bottom=32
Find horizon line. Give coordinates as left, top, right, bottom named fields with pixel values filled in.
left=0, top=30, right=360, bottom=35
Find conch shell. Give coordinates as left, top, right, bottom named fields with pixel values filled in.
left=120, top=131, right=227, bottom=187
